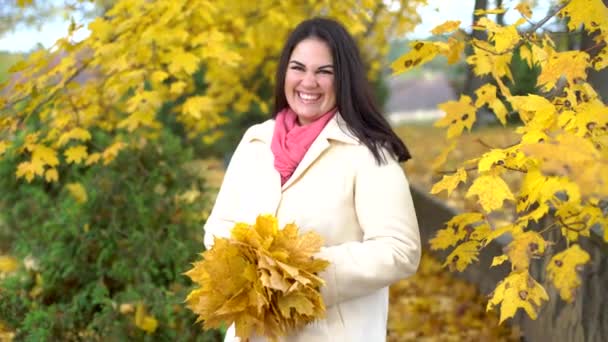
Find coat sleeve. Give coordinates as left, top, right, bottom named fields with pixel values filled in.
left=315, top=152, right=421, bottom=307
left=202, top=132, right=250, bottom=250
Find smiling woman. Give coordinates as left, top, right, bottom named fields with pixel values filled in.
left=203, top=17, right=421, bottom=342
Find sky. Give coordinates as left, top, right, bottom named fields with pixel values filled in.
left=0, top=0, right=553, bottom=53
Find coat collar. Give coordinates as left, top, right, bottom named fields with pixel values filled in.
left=245, top=112, right=360, bottom=191
left=245, top=112, right=360, bottom=146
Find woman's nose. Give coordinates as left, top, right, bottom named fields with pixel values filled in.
left=300, top=71, right=318, bottom=87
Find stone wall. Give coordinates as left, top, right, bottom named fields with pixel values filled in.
left=410, top=185, right=608, bottom=342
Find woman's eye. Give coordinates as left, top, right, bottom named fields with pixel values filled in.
left=319, top=70, right=333, bottom=75
left=290, top=66, right=304, bottom=71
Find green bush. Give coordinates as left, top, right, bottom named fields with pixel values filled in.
left=0, top=129, right=222, bottom=341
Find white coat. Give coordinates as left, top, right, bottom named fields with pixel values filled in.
left=203, top=113, right=421, bottom=342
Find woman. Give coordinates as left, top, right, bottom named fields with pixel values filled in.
left=203, top=17, right=421, bottom=342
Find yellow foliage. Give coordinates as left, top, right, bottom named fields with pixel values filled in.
left=515, top=2, right=533, bottom=18
left=491, top=254, right=508, bottom=267
left=487, top=271, right=549, bottom=323
left=547, top=245, right=590, bottom=302
left=477, top=17, right=521, bottom=53
left=435, top=95, right=477, bottom=139
left=0, top=141, right=9, bottom=156
left=504, top=231, right=546, bottom=271
left=559, top=0, right=608, bottom=35
left=475, top=84, right=508, bottom=125
left=442, top=240, right=480, bottom=272
left=389, top=252, right=521, bottom=341
left=395, top=1, right=605, bottom=314
left=431, top=20, right=461, bottom=35
left=65, top=182, right=88, bottom=204
left=466, top=174, right=515, bottom=213
left=430, top=213, right=485, bottom=251
left=135, top=302, right=159, bottom=334
left=430, top=168, right=467, bottom=197
left=536, top=50, right=590, bottom=91
left=45, top=168, right=59, bottom=183
left=466, top=45, right=513, bottom=82
left=1, top=0, right=425, bottom=182
left=0, top=255, right=19, bottom=274
left=522, top=134, right=608, bottom=198
left=185, top=214, right=329, bottom=341
left=65, top=145, right=88, bottom=164
left=390, top=41, right=441, bottom=75
left=474, top=8, right=507, bottom=15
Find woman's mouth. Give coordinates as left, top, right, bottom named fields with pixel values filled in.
left=297, top=91, right=322, bottom=104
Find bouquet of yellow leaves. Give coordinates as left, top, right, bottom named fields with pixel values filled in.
left=185, top=214, right=330, bottom=341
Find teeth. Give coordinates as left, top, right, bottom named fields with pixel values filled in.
left=298, top=92, right=321, bottom=101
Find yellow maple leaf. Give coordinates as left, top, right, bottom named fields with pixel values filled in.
left=521, top=134, right=603, bottom=198
left=182, top=96, right=215, bottom=120
left=466, top=45, right=513, bottom=81
left=515, top=1, right=533, bottom=18
left=431, top=20, right=461, bottom=35
left=102, top=141, right=126, bottom=165
left=45, top=168, right=59, bottom=183
left=390, top=41, right=441, bottom=75
left=32, top=144, right=59, bottom=168
left=65, top=145, right=88, bottom=164
left=66, top=183, right=87, bottom=204
left=0, top=141, right=9, bottom=156
left=477, top=149, right=507, bottom=173
left=442, top=240, right=480, bottom=272
left=0, top=255, right=19, bottom=273
left=474, top=8, right=507, bottom=15
left=547, top=244, right=590, bottom=302
left=519, top=44, right=534, bottom=68
left=474, top=84, right=508, bottom=125
left=168, top=50, right=200, bottom=75
left=86, top=152, right=101, bottom=166
left=150, top=70, right=169, bottom=84
left=484, top=221, right=525, bottom=247
left=430, top=213, right=486, bottom=251
left=435, top=95, right=477, bottom=139
left=135, top=302, right=159, bottom=334
left=537, top=50, right=589, bottom=91
left=429, top=226, right=466, bottom=251
left=508, top=95, right=556, bottom=129
left=555, top=203, right=591, bottom=242
left=15, top=159, right=45, bottom=182
left=491, top=254, right=509, bottom=267
left=487, top=271, right=549, bottom=323
left=466, top=174, right=515, bottom=212
left=504, top=231, right=546, bottom=271
left=478, top=17, right=521, bottom=53
left=57, top=128, right=92, bottom=147
left=430, top=168, right=467, bottom=196
left=435, top=37, right=466, bottom=65
left=559, top=0, right=608, bottom=35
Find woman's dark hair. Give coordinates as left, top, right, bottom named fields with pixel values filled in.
left=273, top=17, right=411, bottom=164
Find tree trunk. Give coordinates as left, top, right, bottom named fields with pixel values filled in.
left=496, top=0, right=505, bottom=26
left=463, top=0, right=491, bottom=97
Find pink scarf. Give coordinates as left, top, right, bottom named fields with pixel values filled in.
left=271, top=107, right=336, bottom=185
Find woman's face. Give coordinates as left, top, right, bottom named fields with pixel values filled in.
left=284, top=38, right=336, bottom=125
